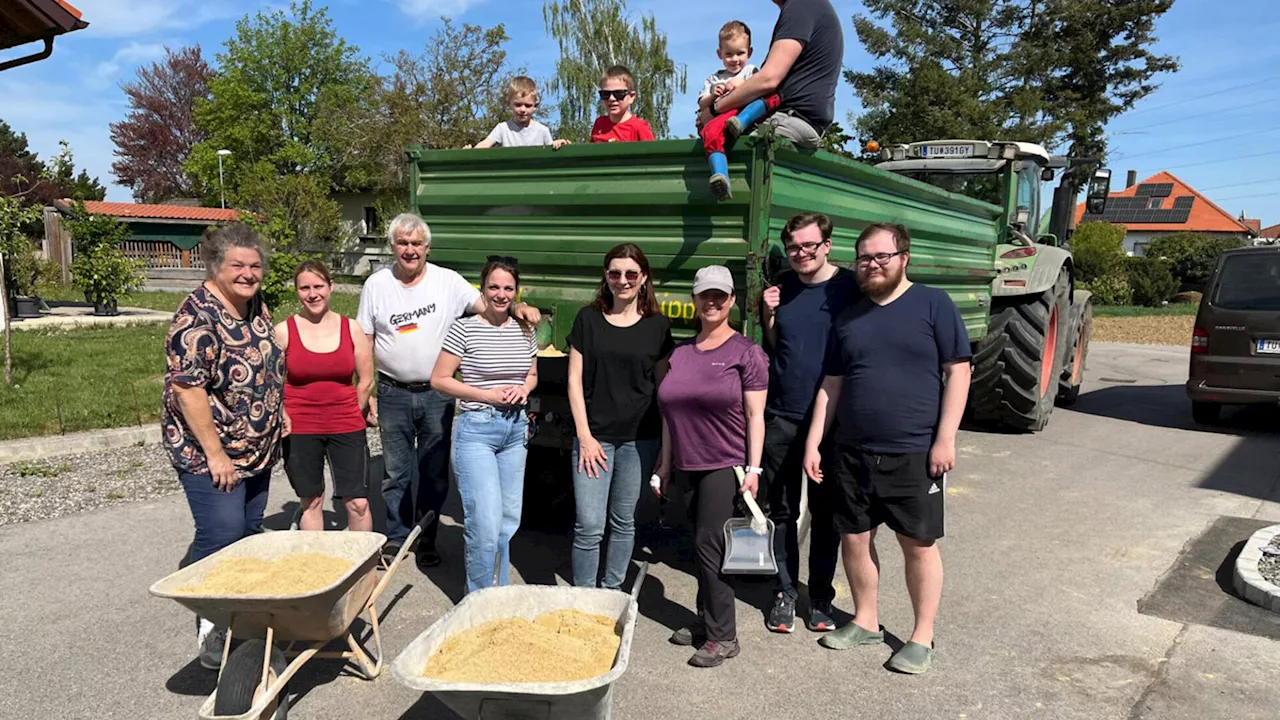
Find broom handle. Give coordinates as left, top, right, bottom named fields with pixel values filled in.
left=733, top=466, right=768, bottom=526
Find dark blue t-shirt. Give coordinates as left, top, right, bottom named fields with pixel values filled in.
left=823, top=283, right=972, bottom=454
left=767, top=267, right=859, bottom=420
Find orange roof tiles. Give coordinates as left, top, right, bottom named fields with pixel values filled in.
left=77, top=201, right=242, bottom=223
left=1262, top=223, right=1280, bottom=239
left=1074, top=171, right=1253, bottom=234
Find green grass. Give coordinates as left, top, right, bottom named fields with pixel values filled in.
left=37, top=286, right=360, bottom=320
left=1093, top=304, right=1200, bottom=318
left=0, top=324, right=168, bottom=440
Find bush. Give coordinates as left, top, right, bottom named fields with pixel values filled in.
left=1144, top=232, right=1245, bottom=290
left=260, top=249, right=321, bottom=311
left=62, top=203, right=145, bottom=308
left=1082, top=271, right=1132, bottom=306
left=2, top=238, right=38, bottom=296
left=1070, top=221, right=1128, bottom=283
left=1126, top=256, right=1179, bottom=308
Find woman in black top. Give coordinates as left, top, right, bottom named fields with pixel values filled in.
left=567, top=243, right=674, bottom=588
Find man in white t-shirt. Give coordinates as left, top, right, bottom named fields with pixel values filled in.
left=358, top=212, right=540, bottom=569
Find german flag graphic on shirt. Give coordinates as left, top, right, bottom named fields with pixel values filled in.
left=397, top=323, right=419, bottom=334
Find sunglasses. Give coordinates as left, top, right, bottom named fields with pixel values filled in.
left=598, top=89, right=632, bottom=102
left=607, top=269, right=641, bottom=282
left=487, top=255, right=519, bottom=267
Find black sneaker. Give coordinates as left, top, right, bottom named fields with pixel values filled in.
left=689, top=639, right=740, bottom=668
left=807, top=599, right=836, bottom=632
left=766, top=593, right=796, bottom=633
left=381, top=543, right=402, bottom=564
left=197, top=625, right=226, bottom=671
left=669, top=621, right=706, bottom=647
left=415, top=543, right=442, bottom=569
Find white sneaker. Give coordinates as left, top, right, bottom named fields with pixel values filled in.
left=196, top=617, right=225, bottom=671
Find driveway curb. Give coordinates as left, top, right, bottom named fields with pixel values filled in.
left=0, top=426, right=161, bottom=464
left=1233, top=523, right=1280, bottom=612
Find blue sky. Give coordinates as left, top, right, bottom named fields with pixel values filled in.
left=1, top=0, right=1277, bottom=226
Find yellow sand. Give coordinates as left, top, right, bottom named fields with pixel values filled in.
left=175, top=554, right=353, bottom=596
left=423, top=609, right=621, bottom=683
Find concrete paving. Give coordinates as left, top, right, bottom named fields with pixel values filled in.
left=2, top=342, right=1278, bottom=720
left=7, top=303, right=171, bottom=331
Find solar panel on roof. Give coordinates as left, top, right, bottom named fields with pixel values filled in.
left=1135, top=183, right=1173, bottom=198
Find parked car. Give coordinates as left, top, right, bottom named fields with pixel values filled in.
left=1187, top=246, right=1280, bottom=423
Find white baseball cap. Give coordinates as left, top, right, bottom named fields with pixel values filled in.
left=693, top=265, right=735, bottom=295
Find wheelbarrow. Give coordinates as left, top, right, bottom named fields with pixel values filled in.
left=391, top=562, right=647, bottom=720
left=149, top=522, right=422, bottom=719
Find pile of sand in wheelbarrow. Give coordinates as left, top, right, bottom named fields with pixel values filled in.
left=422, top=609, right=621, bottom=683
left=174, top=554, right=353, bottom=596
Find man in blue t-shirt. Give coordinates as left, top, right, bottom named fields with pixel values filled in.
left=760, top=213, right=858, bottom=635
left=803, top=222, right=972, bottom=675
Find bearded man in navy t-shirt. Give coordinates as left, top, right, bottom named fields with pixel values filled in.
left=803, top=222, right=972, bottom=675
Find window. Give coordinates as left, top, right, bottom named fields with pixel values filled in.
left=1212, top=254, right=1280, bottom=311
left=362, top=207, right=379, bottom=235
left=1147, top=197, right=1163, bottom=209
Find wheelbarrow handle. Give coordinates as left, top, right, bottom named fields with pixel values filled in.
left=369, top=512, right=430, bottom=606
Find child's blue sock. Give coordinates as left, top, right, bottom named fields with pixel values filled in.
left=735, top=98, right=769, bottom=129
left=708, top=151, right=728, bottom=178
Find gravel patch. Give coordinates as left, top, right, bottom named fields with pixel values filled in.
left=1259, top=536, right=1280, bottom=587
left=0, top=429, right=384, bottom=527
left=1093, top=316, right=1194, bottom=346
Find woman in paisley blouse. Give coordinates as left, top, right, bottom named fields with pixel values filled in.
left=161, top=222, right=287, bottom=670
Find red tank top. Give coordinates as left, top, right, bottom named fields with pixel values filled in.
left=283, top=315, right=366, bottom=435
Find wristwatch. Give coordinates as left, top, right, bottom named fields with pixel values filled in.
left=744, top=466, right=763, bottom=475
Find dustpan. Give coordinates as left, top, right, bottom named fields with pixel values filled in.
left=721, top=466, right=778, bottom=575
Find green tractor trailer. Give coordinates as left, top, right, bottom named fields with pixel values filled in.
left=405, top=133, right=1111, bottom=462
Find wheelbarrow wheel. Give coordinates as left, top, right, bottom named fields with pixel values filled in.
left=214, top=639, right=289, bottom=719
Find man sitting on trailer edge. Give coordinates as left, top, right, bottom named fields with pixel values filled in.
left=698, top=0, right=843, bottom=150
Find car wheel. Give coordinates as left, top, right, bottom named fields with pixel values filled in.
left=1191, top=401, right=1222, bottom=425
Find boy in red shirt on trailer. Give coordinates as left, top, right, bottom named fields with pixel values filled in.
left=591, top=65, right=656, bottom=143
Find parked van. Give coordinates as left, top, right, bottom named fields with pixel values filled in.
left=1187, top=245, right=1280, bottom=423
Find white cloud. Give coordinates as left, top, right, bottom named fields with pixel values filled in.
left=92, top=41, right=167, bottom=85
left=70, top=0, right=241, bottom=38
left=391, top=0, right=487, bottom=22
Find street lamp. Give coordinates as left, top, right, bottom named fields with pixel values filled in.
left=216, top=149, right=232, bottom=209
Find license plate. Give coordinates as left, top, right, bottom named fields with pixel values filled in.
left=1258, top=339, right=1280, bottom=354
left=920, top=144, right=974, bottom=158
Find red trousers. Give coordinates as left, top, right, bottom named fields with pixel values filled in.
left=700, top=94, right=782, bottom=155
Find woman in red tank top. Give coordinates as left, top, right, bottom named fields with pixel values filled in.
left=275, top=260, right=376, bottom=532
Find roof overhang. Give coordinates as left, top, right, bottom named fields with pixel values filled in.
left=0, top=0, right=88, bottom=72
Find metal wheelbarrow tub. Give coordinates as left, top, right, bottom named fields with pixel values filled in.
left=391, top=563, right=646, bottom=720
left=150, top=527, right=421, bottom=720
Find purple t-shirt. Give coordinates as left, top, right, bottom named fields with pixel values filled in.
left=657, top=333, right=769, bottom=472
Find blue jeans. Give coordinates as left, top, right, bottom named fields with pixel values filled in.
left=179, top=470, right=271, bottom=564
left=452, top=407, right=529, bottom=594
left=571, top=438, right=659, bottom=589
left=377, top=381, right=454, bottom=547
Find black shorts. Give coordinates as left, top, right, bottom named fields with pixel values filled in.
left=283, top=431, right=369, bottom=500
left=828, top=444, right=944, bottom=541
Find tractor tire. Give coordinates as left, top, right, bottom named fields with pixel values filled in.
left=971, top=268, right=1072, bottom=431
left=1056, top=295, right=1093, bottom=407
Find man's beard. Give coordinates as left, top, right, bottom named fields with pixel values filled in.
left=857, top=263, right=905, bottom=298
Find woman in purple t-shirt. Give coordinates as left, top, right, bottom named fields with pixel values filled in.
left=655, top=265, right=768, bottom=668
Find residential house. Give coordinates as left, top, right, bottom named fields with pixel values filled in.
left=1075, top=171, right=1257, bottom=256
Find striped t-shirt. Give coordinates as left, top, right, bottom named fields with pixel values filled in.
left=440, top=315, right=538, bottom=412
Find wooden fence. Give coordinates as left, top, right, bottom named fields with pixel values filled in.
left=120, top=240, right=205, bottom=270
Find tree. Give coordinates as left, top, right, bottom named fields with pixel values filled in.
left=0, top=122, right=105, bottom=205
left=846, top=0, right=1178, bottom=192
left=543, top=0, right=687, bottom=141
left=0, top=195, right=44, bottom=385
left=1144, top=232, right=1246, bottom=290
left=187, top=1, right=371, bottom=251
left=110, top=45, right=215, bottom=203
left=62, top=203, right=145, bottom=314
left=314, top=19, right=519, bottom=198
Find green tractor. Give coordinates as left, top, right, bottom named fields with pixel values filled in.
left=875, top=140, right=1112, bottom=430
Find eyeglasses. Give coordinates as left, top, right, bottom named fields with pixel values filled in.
left=598, top=89, right=632, bottom=101
left=784, top=240, right=828, bottom=257
left=606, top=269, right=641, bottom=282
left=855, top=251, right=905, bottom=267
left=487, top=255, right=519, bottom=267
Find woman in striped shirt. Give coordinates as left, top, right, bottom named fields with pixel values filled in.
left=431, top=256, right=539, bottom=593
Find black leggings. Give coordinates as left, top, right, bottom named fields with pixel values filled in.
left=683, top=466, right=740, bottom=643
